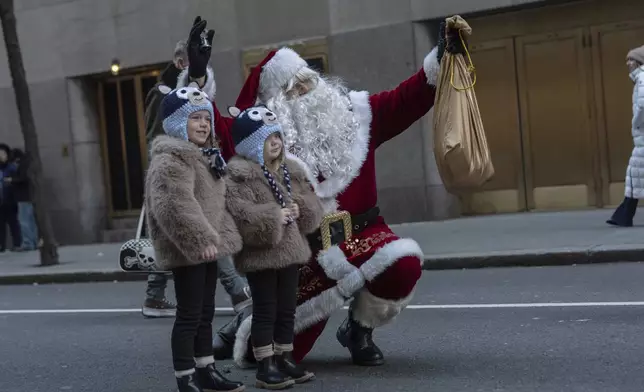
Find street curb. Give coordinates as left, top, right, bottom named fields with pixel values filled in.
left=2, top=247, right=644, bottom=285
left=0, top=271, right=150, bottom=285
left=422, top=247, right=644, bottom=270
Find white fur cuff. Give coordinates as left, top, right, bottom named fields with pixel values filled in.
left=177, top=66, right=217, bottom=100
left=423, top=46, right=440, bottom=86
left=351, top=289, right=415, bottom=329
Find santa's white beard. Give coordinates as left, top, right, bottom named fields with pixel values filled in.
left=265, top=77, right=358, bottom=180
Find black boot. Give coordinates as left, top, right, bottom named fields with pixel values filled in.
left=336, top=314, right=385, bottom=366
left=607, top=197, right=638, bottom=227
left=255, top=356, right=295, bottom=390
left=196, top=364, right=245, bottom=392
left=176, top=372, right=203, bottom=392
left=275, top=352, right=315, bottom=384
left=213, top=306, right=252, bottom=360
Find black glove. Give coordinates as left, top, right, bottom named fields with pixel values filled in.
left=446, top=27, right=468, bottom=56
left=187, top=16, right=215, bottom=80
left=436, top=21, right=447, bottom=64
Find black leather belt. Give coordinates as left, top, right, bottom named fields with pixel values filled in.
left=307, top=207, right=380, bottom=253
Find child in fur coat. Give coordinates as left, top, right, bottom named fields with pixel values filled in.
left=225, top=105, right=324, bottom=390
left=144, top=84, right=245, bottom=392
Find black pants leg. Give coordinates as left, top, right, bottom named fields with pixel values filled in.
left=608, top=197, right=639, bottom=226
left=0, top=205, right=7, bottom=251
left=246, top=269, right=278, bottom=349
left=171, top=261, right=218, bottom=371
left=0, top=204, right=19, bottom=251
left=273, top=265, right=299, bottom=346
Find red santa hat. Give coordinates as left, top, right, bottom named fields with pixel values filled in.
left=235, top=47, right=308, bottom=110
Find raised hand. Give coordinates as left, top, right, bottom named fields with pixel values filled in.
left=187, top=16, right=215, bottom=80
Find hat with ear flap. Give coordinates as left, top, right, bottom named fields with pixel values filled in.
left=228, top=104, right=283, bottom=166
left=160, top=82, right=215, bottom=142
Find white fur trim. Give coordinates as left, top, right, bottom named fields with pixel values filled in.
left=423, top=46, right=440, bottom=86
left=286, top=152, right=338, bottom=213
left=174, top=368, right=195, bottom=377
left=317, top=245, right=354, bottom=280
left=177, top=66, right=217, bottom=100
left=194, top=355, right=215, bottom=368
left=359, top=238, right=423, bottom=281
left=231, top=237, right=424, bottom=368
left=351, top=289, right=415, bottom=329
left=260, top=47, right=308, bottom=99
left=233, top=315, right=254, bottom=368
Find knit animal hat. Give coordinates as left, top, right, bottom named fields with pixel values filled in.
left=228, top=105, right=283, bottom=166
left=627, top=45, right=644, bottom=65
left=158, top=83, right=215, bottom=141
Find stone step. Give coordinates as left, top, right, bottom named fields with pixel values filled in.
left=102, top=228, right=136, bottom=244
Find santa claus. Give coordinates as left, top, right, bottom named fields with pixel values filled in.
left=178, top=18, right=465, bottom=367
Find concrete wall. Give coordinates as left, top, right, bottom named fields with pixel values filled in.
left=0, top=0, right=549, bottom=243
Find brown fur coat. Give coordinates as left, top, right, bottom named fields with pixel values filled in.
left=225, top=156, right=323, bottom=273
left=145, top=136, right=242, bottom=270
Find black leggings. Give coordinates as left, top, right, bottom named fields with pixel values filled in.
left=171, top=261, right=218, bottom=371
left=246, top=265, right=299, bottom=349
left=0, top=204, right=21, bottom=251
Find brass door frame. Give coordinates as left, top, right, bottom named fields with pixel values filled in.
left=515, top=28, right=595, bottom=209
left=590, top=19, right=644, bottom=206
left=97, top=70, right=160, bottom=218
left=461, top=37, right=528, bottom=213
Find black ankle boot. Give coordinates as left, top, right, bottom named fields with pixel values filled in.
left=337, top=314, right=385, bottom=366
left=212, top=306, right=252, bottom=360
left=255, top=356, right=295, bottom=390
left=176, top=372, right=203, bottom=392
left=275, top=352, right=315, bottom=384
left=196, top=364, right=245, bottom=392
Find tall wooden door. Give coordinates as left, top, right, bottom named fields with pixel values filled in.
left=462, top=38, right=526, bottom=214
left=591, top=20, right=644, bottom=206
left=515, top=28, right=596, bottom=210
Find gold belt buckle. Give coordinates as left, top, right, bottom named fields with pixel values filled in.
left=320, top=210, right=353, bottom=250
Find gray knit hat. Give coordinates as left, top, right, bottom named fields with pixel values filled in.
left=627, top=45, right=644, bottom=65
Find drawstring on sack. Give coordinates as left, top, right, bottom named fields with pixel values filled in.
left=449, top=28, right=477, bottom=91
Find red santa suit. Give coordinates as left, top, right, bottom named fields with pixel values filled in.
left=180, top=46, right=440, bottom=366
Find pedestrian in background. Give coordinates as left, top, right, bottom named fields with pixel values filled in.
left=11, top=148, right=38, bottom=250
left=0, top=144, right=21, bottom=253
left=608, top=44, right=644, bottom=227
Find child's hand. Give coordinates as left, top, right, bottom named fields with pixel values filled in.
left=289, top=203, right=300, bottom=219
left=280, top=208, right=292, bottom=224
left=201, top=244, right=218, bottom=261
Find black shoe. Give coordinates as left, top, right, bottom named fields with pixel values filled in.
left=196, top=364, right=245, bottom=392
left=255, top=356, right=295, bottom=390
left=213, top=305, right=252, bottom=360
left=336, top=315, right=385, bottom=366
left=176, top=373, right=203, bottom=392
left=275, top=352, right=314, bottom=384
left=606, top=219, right=633, bottom=227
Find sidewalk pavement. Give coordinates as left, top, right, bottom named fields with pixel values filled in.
left=1, top=209, right=643, bottom=285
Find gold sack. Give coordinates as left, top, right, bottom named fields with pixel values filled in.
left=433, top=15, right=494, bottom=194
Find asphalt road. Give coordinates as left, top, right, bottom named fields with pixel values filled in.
left=2, top=262, right=644, bottom=392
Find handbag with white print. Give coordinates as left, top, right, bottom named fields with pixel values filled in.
left=118, top=207, right=162, bottom=272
